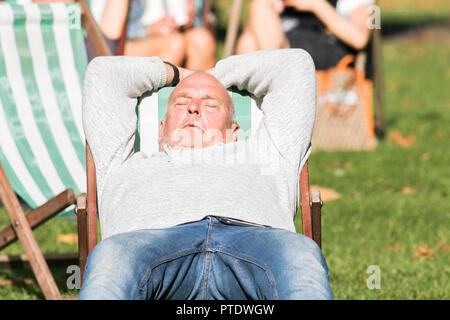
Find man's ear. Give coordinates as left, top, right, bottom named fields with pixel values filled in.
left=158, top=120, right=165, bottom=145
left=232, top=123, right=240, bottom=142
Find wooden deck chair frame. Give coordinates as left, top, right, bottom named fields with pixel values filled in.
left=0, top=168, right=75, bottom=300
left=223, top=0, right=385, bottom=136
left=0, top=0, right=110, bottom=300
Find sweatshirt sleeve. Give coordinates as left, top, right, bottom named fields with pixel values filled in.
left=214, top=49, right=316, bottom=170
left=82, top=56, right=167, bottom=196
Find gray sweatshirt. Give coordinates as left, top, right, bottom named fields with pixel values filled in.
left=82, top=49, right=316, bottom=239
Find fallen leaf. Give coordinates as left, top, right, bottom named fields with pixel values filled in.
left=401, top=187, right=415, bottom=195
left=432, top=130, right=446, bottom=139
left=388, top=130, right=416, bottom=148
left=342, top=161, right=352, bottom=169
left=311, top=185, right=341, bottom=202
left=439, top=242, right=450, bottom=251
left=385, top=80, right=397, bottom=91
left=384, top=243, right=403, bottom=252
left=57, top=234, right=78, bottom=245
left=401, top=98, right=418, bottom=108
left=413, top=245, right=433, bottom=259
left=420, top=152, right=431, bottom=161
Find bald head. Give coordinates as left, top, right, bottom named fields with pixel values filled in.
left=168, top=72, right=235, bottom=125
left=158, top=72, right=239, bottom=150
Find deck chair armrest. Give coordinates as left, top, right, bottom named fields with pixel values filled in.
left=75, top=194, right=88, bottom=282
left=311, top=189, right=323, bottom=249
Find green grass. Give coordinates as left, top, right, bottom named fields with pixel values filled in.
left=0, top=0, right=449, bottom=300
left=0, top=209, right=79, bottom=299
left=378, top=0, right=450, bottom=24
left=296, top=37, right=450, bottom=299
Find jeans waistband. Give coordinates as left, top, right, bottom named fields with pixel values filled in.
left=208, top=215, right=271, bottom=228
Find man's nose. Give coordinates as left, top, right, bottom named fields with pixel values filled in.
left=187, top=99, right=201, bottom=116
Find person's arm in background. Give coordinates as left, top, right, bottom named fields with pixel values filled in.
left=284, top=0, right=372, bottom=50
left=212, top=49, right=316, bottom=170
left=82, top=57, right=183, bottom=197
left=99, top=0, right=130, bottom=40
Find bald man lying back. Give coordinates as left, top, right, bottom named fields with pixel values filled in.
left=79, top=49, right=333, bottom=300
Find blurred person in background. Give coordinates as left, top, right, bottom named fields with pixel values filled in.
left=124, top=0, right=216, bottom=70
left=236, top=0, right=374, bottom=70
left=88, top=0, right=130, bottom=59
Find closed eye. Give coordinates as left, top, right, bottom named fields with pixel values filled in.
left=174, top=98, right=190, bottom=107
left=202, top=100, right=219, bottom=109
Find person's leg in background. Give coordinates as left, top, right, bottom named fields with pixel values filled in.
left=184, top=27, right=216, bottom=70
left=236, top=0, right=289, bottom=54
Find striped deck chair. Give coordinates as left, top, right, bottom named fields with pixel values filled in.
left=0, top=0, right=110, bottom=300
left=76, top=87, right=323, bottom=285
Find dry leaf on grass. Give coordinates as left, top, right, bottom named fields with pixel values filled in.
left=388, top=130, right=416, bottom=148
left=401, top=187, right=415, bottom=195
left=311, top=185, right=341, bottom=202
left=57, top=234, right=78, bottom=245
left=384, top=243, right=403, bottom=252
left=439, top=242, right=450, bottom=251
left=413, top=245, right=434, bottom=259
left=385, top=80, right=397, bottom=91
left=420, top=152, right=431, bottom=161
left=401, top=98, right=419, bottom=108
left=432, top=129, right=446, bottom=139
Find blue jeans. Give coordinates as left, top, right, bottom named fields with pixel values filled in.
left=78, top=216, right=333, bottom=300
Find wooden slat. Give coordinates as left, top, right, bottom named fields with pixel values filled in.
left=0, top=164, right=61, bottom=300
left=0, top=189, right=75, bottom=251
left=86, top=144, right=98, bottom=253
left=311, top=190, right=322, bottom=249
left=300, top=162, right=313, bottom=240
left=78, top=0, right=104, bottom=256
left=76, top=194, right=88, bottom=285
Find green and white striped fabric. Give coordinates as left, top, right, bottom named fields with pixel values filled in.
left=0, top=2, right=87, bottom=214
left=137, top=87, right=263, bottom=154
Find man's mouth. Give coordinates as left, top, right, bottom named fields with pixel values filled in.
left=183, top=122, right=203, bottom=131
